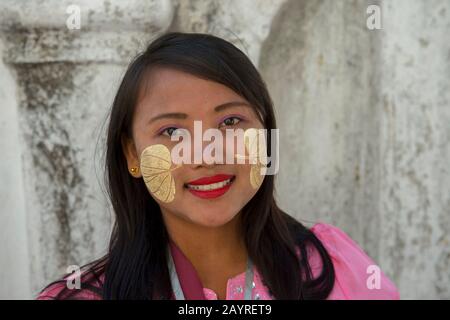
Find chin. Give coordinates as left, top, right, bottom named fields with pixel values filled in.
left=188, top=210, right=237, bottom=228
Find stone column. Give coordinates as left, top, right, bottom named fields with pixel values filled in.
left=0, top=39, right=31, bottom=299
left=377, top=0, right=450, bottom=299
left=259, top=0, right=450, bottom=299
left=259, top=0, right=381, bottom=251
left=0, top=0, right=174, bottom=297
left=169, top=0, right=287, bottom=65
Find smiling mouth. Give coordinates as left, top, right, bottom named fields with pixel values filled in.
left=184, top=176, right=235, bottom=191
left=184, top=175, right=236, bottom=199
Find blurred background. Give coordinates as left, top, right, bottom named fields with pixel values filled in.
left=0, top=0, right=449, bottom=299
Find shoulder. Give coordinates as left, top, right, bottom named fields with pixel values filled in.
left=307, top=222, right=400, bottom=300
left=36, top=271, right=104, bottom=300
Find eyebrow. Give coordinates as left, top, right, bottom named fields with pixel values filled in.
left=148, top=112, right=187, bottom=125
left=214, top=101, right=252, bottom=112
left=147, top=101, right=252, bottom=125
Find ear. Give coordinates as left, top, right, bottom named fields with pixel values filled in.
left=121, top=135, right=142, bottom=178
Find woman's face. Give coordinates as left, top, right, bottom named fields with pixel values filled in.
left=123, top=67, right=265, bottom=228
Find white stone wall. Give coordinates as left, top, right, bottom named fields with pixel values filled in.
left=0, top=0, right=449, bottom=299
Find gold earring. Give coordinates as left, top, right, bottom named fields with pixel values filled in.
left=130, top=167, right=138, bottom=175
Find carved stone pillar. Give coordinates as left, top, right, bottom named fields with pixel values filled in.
left=0, top=0, right=174, bottom=296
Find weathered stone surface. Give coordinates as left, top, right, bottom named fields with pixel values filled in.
left=0, top=0, right=174, bottom=298
left=170, top=0, right=287, bottom=64
left=260, top=0, right=450, bottom=299
left=0, top=0, right=174, bottom=63
left=260, top=0, right=382, bottom=256
left=377, top=0, right=450, bottom=299
left=0, top=40, right=31, bottom=299
left=14, top=62, right=119, bottom=296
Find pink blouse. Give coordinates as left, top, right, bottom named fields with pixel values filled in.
left=37, top=223, right=400, bottom=300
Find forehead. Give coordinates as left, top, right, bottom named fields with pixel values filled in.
left=136, top=67, right=256, bottom=119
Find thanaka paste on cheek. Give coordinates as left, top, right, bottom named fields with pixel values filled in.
left=140, top=144, right=181, bottom=203
left=234, top=128, right=268, bottom=190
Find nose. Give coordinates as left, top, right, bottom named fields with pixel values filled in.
left=187, top=120, right=226, bottom=167
left=190, top=136, right=226, bottom=168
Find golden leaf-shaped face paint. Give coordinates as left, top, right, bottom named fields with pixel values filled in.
left=140, top=144, right=177, bottom=203
left=244, top=129, right=267, bottom=190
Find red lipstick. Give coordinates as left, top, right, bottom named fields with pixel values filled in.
left=185, top=174, right=235, bottom=199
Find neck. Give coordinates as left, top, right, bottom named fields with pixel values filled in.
left=161, top=211, right=248, bottom=288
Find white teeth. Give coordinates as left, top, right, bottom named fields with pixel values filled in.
left=187, top=178, right=233, bottom=191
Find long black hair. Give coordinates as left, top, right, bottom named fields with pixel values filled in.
left=39, top=32, right=335, bottom=300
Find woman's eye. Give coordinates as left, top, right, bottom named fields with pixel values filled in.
left=160, top=127, right=179, bottom=137
left=220, top=116, right=242, bottom=128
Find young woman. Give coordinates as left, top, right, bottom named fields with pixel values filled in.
left=37, top=32, right=399, bottom=300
